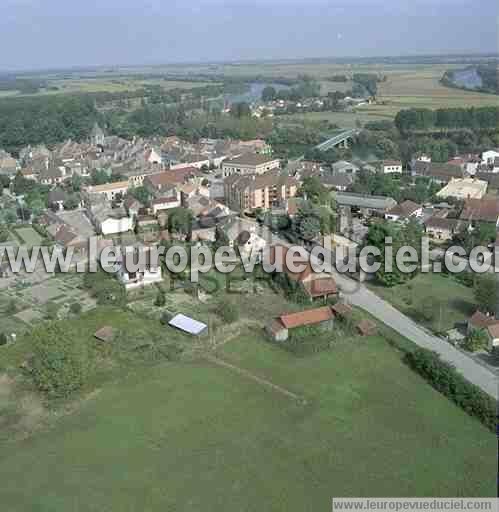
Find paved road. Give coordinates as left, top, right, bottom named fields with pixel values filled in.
left=249, top=222, right=499, bottom=399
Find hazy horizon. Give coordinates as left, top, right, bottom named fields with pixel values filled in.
left=1, top=0, right=498, bottom=71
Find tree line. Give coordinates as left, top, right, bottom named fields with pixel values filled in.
left=395, top=106, right=499, bottom=132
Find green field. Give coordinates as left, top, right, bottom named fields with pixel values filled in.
left=0, top=331, right=494, bottom=509
left=282, top=110, right=393, bottom=129
left=0, top=281, right=495, bottom=510
left=368, top=273, right=477, bottom=333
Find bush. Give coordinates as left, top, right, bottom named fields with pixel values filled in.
left=154, top=290, right=166, bottom=307
left=404, top=348, right=496, bottom=432
left=6, top=299, right=17, bottom=315
left=30, top=322, right=90, bottom=399
left=217, top=300, right=239, bottom=324
left=284, top=325, right=332, bottom=356
left=45, top=302, right=60, bottom=320
left=160, top=311, right=173, bottom=325
left=69, top=303, right=82, bottom=315
left=463, top=329, right=488, bottom=353
left=0, top=333, right=8, bottom=346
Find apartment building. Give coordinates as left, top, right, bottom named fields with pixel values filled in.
left=224, top=173, right=298, bottom=212
left=222, top=154, right=280, bottom=178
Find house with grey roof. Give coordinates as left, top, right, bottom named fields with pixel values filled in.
left=335, top=192, right=397, bottom=217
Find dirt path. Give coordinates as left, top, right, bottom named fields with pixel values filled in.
left=204, top=354, right=307, bottom=404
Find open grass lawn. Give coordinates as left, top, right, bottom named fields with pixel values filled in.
left=0, top=327, right=494, bottom=511
left=368, top=273, right=477, bottom=333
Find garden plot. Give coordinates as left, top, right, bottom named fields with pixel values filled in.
left=13, top=227, right=43, bottom=248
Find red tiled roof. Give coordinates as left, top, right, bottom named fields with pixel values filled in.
left=469, top=311, right=499, bottom=329
left=146, top=167, right=201, bottom=188
left=487, top=323, right=499, bottom=339
left=303, top=277, right=337, bottom=297
left=331, top=303, right=353, bottom=317
left=279, top=306, right=333, bottom=329
left=386, top=200, right=421, bottom=218
left=460, top=198, right=499, bottom=224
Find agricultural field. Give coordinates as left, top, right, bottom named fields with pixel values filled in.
left=367, top=273, right=477, bottom=334
left=0, top=77, right=217, bottom=98
left=278, top=63, right=498, bottom=128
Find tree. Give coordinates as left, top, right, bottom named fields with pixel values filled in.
left=128, top=186, right=151, bottom=206
left=0, top=333, right=8, bottom=346
left=154, top=289, right=166, bottom=307
left=365, top=220, right=422, bottom=287
left=463, top=329, right=488, bottom=353
left=299, top=177, right=329, bottom=205
left=13, top=173, right=37, bottom=195
left=0, top=175, right=10, bottom=189
left=6, top=299, right=17, bottom=315
left=64, top=195, right=80, bottom=210
left=1, top=208, right=17, bottom=224
left=214, top=226, right=229, bottom=249
left=217, top=299, right=239, bottom=324
left=0, top=226, right=9, bottom=243
left=69, top=175, right=83, bottom=192
left=30, top=322, right=90, bottom=399
left=69, top=303, right=82, bottom=315
left=474, top=275, right=499, bottom=315
left=168, top=207, right=194, bottom=238
left=261, top=86, right=277, bottom=102
left=45, top=302, right=60, bottom=320
left=230, top=102, right=251, bottom=118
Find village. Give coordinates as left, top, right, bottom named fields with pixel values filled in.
left=0, top=121, right=498, bottom=363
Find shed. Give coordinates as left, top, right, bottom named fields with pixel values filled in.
left=169, top=314, right=208, bottom=336
left=94, top=326, right=115, bottom=343
left=356, top=319, right=377, bottom=337
left=331, top=303, right=353, bottom=319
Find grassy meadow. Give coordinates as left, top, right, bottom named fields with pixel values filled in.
left=0, top=328, right=495, bottom=511
left=367, top=273, right=477, bottom=333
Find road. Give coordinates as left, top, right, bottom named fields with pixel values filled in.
left=336, top=274, right=498, bottom=399
left=248, top=221, right=498, bottom=399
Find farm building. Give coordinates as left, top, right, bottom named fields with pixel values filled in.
left=266, top=306, right=335, bottom=342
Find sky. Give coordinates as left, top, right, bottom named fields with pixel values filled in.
left=0, top=0, right=497, bottom=71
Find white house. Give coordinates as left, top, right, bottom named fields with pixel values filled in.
left=486, top=324, right=499, bottom=351
left=90, top=204, right=134, bottom=235
left=381, top=160, right=403, bottom=174
left=117, top=247, right=163, bottom=290
left=85, top=180, right=129, bottom=202
left=151, top=191, right=181, bottom=215
left=481, top=150, right=499, bottom=167
left=222, top=218, right=267, bottom=261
